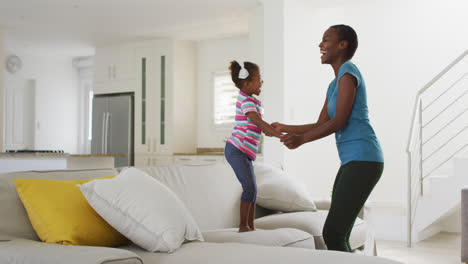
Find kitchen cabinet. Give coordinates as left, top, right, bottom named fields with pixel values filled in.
left=0, top=154, right=67, bottom=173
left=134, top=153, right=147, bottom=167
left=172, top=154, right=262, bottom=166
left=93, top=39, right=197, bottom=167
left=134, top=40, right=172, bottom=157
left=93, top=44, right=137, bottom=95
left=67, top=155, right=116, bottom=169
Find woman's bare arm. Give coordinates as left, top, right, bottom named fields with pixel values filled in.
left=272, top=98, right=330, bottom=134
left=282, top=74, right=357, bottom=149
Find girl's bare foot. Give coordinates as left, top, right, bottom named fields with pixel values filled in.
left=248, top=202, right=256, bottom=231
left=238, top=225, right=251, bottom=232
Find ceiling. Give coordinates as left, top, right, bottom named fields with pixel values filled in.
left=0, top=0, right=260, bottom=56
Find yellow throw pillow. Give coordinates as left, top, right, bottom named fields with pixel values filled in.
left=14, top=177, right=128, bottom=247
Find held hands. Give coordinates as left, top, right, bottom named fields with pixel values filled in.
left=263, top=129, right=281, bottom=138
left=270, top=122, right=304, bottom=149
left=280, top=133, right=304, bottom=149
left=271, top=122, right=285, bottom=133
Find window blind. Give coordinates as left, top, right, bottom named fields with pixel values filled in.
left=213, top=72, right=238, bottom=125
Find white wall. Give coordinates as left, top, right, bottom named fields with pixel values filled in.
left=259, top=0, right=286, bottom=168
left=34, top=55, right=79, bottom=153
left=248, top=6, right=264, bottom=72
left=280, top=0, right=394, bottom=204
left=173, top=40, right=197, bottom=153
left=197, top=37, right=249, bottom=148
left=257, top=0, right=468, bottom=240
left=261, top=0, right=468, bottom=204
left=3, top=48, right=80, bottom=153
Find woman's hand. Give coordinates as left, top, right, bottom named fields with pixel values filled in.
left=280, top=133, right=304, bottom=149
left=271, top=122, right=285, bottom=133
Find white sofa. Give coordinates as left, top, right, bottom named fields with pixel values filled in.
left=0, top=163, right=401, bottom=264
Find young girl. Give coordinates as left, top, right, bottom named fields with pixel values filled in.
left=224, top=60, right=282, bottom=232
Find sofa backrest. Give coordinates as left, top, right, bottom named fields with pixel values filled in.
left=139, top=163, right=243, bottom=231
left=0, top=164, right=268, bottom=239
left=0, top=168, right=119, bottom=240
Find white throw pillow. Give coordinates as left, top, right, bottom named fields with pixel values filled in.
left=79, top=167, right=204, bottom=253
left=254, top=163, right=317, bottom=212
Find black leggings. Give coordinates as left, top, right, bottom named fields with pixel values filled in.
left=322, top=161, right=384, bottom=252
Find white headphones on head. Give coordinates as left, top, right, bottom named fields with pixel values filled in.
left=238, top=61, right=249, bottom=79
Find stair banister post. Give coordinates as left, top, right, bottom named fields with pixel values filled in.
left=407, top=153, right=412, bottom=247
left=418, top=98, right=424, bottom=196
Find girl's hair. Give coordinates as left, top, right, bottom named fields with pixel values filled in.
left=229, top=60, right=259, bottom=89
left=330, top=24, right=358, bottom=60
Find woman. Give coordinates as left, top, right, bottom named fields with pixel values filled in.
left=272, top=24, right=384, bottom=252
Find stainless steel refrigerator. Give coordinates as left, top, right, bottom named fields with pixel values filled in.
left=91, top=93, right=134, bottom=167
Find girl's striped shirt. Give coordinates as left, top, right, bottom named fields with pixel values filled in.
left=227, top=91, right=262, bottom=160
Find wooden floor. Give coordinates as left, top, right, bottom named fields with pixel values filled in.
left=377, top=232, right=461, bottom=264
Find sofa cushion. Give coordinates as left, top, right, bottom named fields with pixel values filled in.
left=139, top=163, right=317, bottom=231
left=202, top=228, right=315, bottom=249
left=0, top=235, right=11, bottom=241
left=121, top=241, right=401, bottom=264
left=0, top=238, right=142, bottom=264
left=79, top=167, right=203, bottom=253
left=0, top=168, right=119, bottom=240
left=254, top=163, right=317, bottom=212
left=14, top=177, right=128, bottom=247
left=255, top=211, right=368, bottom=250
left=140, top=164, right=244, bottom=230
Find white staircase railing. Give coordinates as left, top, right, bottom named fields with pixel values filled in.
left=407, top=49, right=468, bottom=247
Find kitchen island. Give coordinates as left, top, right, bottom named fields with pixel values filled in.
left=0, top=153, right=121, bottom=173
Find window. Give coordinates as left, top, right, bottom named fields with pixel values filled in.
left=74, top=56, right=94, bottom=154
left=213, top=71, right=238, bottom=126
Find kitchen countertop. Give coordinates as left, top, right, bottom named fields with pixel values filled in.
left=0, top=153, right=124, bottom=158
left=69, top=154, right=126, bottom=157
left=173, top=152, right=224, bottom=156
left=0, top=153, right=121, bottom=173
left=173, top=148, right=224, bottom=156
left=0, top=153, right=69, bottom=158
